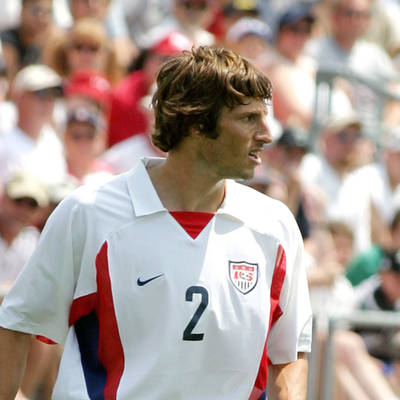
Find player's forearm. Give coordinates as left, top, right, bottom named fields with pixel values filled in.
left=267, top=352, right=308, bottom=400
left=0, top=327, right=31, bottom=400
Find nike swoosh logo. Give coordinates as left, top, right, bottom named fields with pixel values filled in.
left=137, top=274, right=164, bottom=286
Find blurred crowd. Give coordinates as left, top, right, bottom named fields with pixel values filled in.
left=1, top=0, right=400, bottom=399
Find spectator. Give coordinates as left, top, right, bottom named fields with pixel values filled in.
left=67, top=0, right=137, bottom=70
left=305, top=0, right=399, bottom=131
left=0, top=169, right=53, bottom=400
left=44, top=17, right=121, bottom=85
left=353, top=248, right=400, bottom=397
left=220, top=0, right=262, bottom=37
left=261, top=125, right=313, bottom=239
left=0, top=171, right=47, bottom=299
left=0, top=64, right=66, bottom=186
left=354, top=249, right=400, bottom=359
left=169, top=0, right=217, bottom=46
left=107, top=30, right=192, bottom=147
left=64, top=68, right=112, bottom=114
left=350, top=127, right=400, bottom=248
left=63, top=105, right=113, bottom=185
left=268, top=2, right=353, bottom=129
left=118, top=0, right=173, bottom=49
left=306, top=221, right=400, bottom=400
left=224, top=16, right=273, bottom=70
left=300, top=113, right=375, bottom=253
left=347, top=209, right=400, bottom=287
left=306, top=0, right=397, bottom=82
left=0, top=0, right=60, bottom=81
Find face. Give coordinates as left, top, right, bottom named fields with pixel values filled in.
left=174, top=0, right=215, bottom=28
left=323, top=125, right=363, bottom=169
left=67, top=38, right=108, bottom=74
left=380, top=270, right=400, bottom=303
left=234, top=35, right=270, bottom=62
left=332, top=0, right=371, bottom=43
left=196, top=98, right=273, bottom=180
left=64, top=121, right=105, bottom=169
left=70, top=0, right=109, bottom=20
left=17, top=90, right=57, bottom=125
left=0, top=195, right=42, bottom=227
left=332, top=232, right=354, bottom=266
left=21, top=0, right=52, bottom=34
left=278, top=19, right=313, bottom=59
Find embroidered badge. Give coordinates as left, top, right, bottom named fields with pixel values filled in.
left=229, top=261, right=258, bottom=294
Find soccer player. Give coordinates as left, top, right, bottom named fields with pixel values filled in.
left=0, top=46, right=312, bottom=399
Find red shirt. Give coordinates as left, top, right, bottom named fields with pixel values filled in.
left=107, top=70, right=149, bottom=147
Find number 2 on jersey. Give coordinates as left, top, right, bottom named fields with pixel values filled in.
left=183, top=286, right=209, bottom=341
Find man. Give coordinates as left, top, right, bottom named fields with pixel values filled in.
left=305, top=0, right=397, bottom=82
left=0, top=46, right=312, bottom=399
left=63, top=105, right=113, bottom=185
left=0, top=0, right=56, bottom=80
left=0, top=64, right=66, bottom=186
left=300, top=112, right=374, bottom=253
left=0, top=171, right=48, bottom=299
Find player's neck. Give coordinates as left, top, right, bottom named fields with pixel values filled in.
left=147, top=153, right=225, bottom=213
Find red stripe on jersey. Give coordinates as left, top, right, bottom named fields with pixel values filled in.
left=95, top=242, right=125, bottom=400
left=170, top=211, right=214, bottom=239
left=69, top=293, right=97, bottom=326
left=36, top=335, right=57, bottom=345
left=250, top=244, right=286, bottom=397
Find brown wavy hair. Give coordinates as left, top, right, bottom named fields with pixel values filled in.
left=151, top=46, right=272, bottom=152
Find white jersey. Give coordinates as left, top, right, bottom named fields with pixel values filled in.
left=0, top=157, right=312, bottom=400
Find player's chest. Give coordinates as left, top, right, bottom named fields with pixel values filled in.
left=100, top=215, right=279, bottom=334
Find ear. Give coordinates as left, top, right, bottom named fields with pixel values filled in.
left=189, top=124, right=204, bottom=137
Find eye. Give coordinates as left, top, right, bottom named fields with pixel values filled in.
left=243, top=114, right=255, bottom=122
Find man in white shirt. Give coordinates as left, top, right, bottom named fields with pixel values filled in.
left=0, top=64, right=66, bottom=186
left=0, top=171, right=47, bottom=298
left=0, top=46, right=312, bottom=400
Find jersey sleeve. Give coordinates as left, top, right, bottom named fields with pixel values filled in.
left=267, top=211, right=313, bottom=364
left=0, top=192, right=88, bottom=344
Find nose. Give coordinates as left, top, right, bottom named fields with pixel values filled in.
left=255, top=115, right=273, bottom=145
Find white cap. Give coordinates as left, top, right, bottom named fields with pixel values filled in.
left=13, top=64, right=63, bottom=93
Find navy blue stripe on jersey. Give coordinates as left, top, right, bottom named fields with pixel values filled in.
left=258, top=391, right=267, bottom=400
left=75, top=311, right=107, bottom=399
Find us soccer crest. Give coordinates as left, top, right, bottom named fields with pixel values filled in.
left=229, top=261, right=258, bottom=294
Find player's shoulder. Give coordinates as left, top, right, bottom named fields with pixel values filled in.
left=227, top=180, right=296, bottom=228
left=54, top=170, right=134, bottom=224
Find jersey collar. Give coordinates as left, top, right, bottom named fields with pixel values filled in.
left=126, top=157, right=248, bottom=223
left=126, top=157, right=166, bottom=217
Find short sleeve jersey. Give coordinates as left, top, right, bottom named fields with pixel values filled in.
left=0, top=157, right=312, bottom=400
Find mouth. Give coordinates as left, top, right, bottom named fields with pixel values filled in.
left=248, top=149, right=262, bottom=164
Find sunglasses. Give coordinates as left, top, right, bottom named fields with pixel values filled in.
left=13, top=197, right=40, bottom=209
left=32, top=88, right=63, bottom=99
left=287, top=25, right=312, bottom=35
left=28, top=5, right=52, bottom=17
left=336, top=6, right=371, bottom=19
left=68, top=130, right=97, bottom=141
left=336, top=130, right=363, bottom=143
left=71, top=43, right=101, bottom=53
left=181, top=1, right=208, bottom=10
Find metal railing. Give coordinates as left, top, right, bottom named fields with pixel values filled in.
left=310, top=66, right=400, bottom=150
left=307, top=310, right=400, bottom=400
